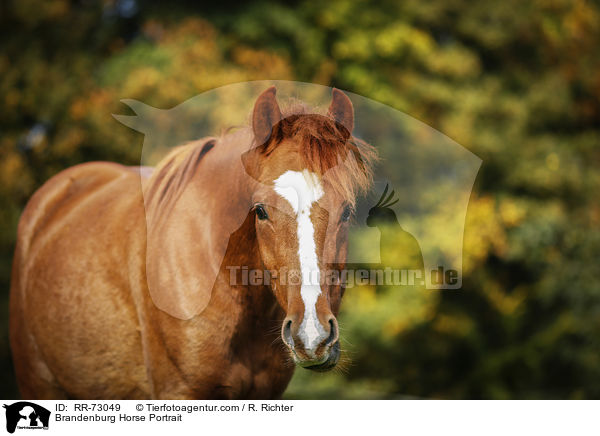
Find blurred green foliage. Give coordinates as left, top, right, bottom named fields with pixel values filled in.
left=1, top=0, right=599, bottom=398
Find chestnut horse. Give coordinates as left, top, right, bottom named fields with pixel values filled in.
left=9, top=87, right=376, bottom=399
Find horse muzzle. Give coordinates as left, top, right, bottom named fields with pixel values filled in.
left=282, top=316, right=340, bottom=371
left=295, top=341, right=340, bottom=372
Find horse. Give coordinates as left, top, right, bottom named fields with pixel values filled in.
left=9, top=86, right=377, bottom=399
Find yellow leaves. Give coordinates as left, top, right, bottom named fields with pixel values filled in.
left=563, top=0, right=599, bottom=43
left=89, top=89, right=112, bottom=108
left=0, top=147, right=33, bottom=198
left=181, top=39, right=219, bottom=66
left=101, top=16, right=298, bottom=107
left=484, top=283, right=526, bottom=317
left=54, top=127, right=85, bottom=156
left=341, top=284, right=378, bottom=330
left=333, top=23, right=437, bottom=63
left=373, top=24, right=409, bottom=57
left=545, top=152, right=560, bottom=171
left=382, top=318, right=409, bottom=338
left=44, top=0, right=69, bottom=19
left=312, top=59, right=337, bottom=86
left=463, top=195, right=507, bottom=272
left=4, top=89, right=19, bottom=111
left=231, top=47, right=292, bottom=77
left=70, top=90, right=112, bottom=122
left=124, top=67, right=163, bottom=96
left=163, top=18, right=217, bottom=45
left=0, top=152, right=23, bottom=191
left=499, top=197, right=526, bottom=228
left=382, top=297, right=436, bottom=339
left=433, top=313, right=474, bottom=336
left=374, top=24, right=435, bottom=60
left=69, top=98, right=87, bottom=121
left=589, top=205, right=600, bottom=226
left=333, top=32, right=372, bottom=61
left=346, top=284, right=377, bottom=311
left=13, top=0, right=69, bottom=24
left=424, top=45, right=482, bottom=78
left=536, top=0, right=599, bottom=48
left=464, top=194, right=562, bottom=273
left=342, top=280, right=437, bottom=344
left=317, top=0, right=353, bottom=30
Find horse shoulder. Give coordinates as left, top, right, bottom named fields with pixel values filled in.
left=11, top=161, right=149, bottom=399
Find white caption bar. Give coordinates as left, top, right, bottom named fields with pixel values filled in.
left=0, top=400, right=598, bottom=435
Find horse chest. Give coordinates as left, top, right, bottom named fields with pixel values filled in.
left=218, top=353, right=294, bottom=399
left=153, top=303, right=293, bottom=399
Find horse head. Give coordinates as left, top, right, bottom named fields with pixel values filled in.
left=241, top=87, right=377, bottom=370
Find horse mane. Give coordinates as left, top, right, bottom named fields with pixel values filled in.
left=143, top=138, right=216, bottom=216
left=144, top=98, right=378, bottom=214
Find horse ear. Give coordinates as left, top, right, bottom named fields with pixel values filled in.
left=252, top=86, right=282, bottom=145
left=327, top=88, right=354, bottom=135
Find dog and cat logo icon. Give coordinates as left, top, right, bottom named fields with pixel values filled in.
left=2, top=402, right=50, bottom=433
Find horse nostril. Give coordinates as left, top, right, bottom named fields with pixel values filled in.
left=324, top=317, right=339, bottom=347
left=282, top=319, right=294, bottom=348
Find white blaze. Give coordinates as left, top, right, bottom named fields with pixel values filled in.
left=274, top=169, right=326, bottom=353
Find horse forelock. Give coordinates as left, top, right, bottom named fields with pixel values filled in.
left=257, top=108, right=378, bottom=205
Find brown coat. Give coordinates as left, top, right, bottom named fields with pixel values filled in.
left=9, top=87, right=376, bottom=399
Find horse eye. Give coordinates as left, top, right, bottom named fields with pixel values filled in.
left=341, top=205, right=352, bottom=222
left=255, top=205, right=269, bottom=221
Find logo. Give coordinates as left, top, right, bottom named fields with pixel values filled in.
left=2, top=402, right=50, bottom=433
left=113, top=80, right=481, bottom=318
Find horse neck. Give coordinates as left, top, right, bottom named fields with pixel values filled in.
left=205, top=130, right=284, bottom=325
left=218, top=210, right=284, bottom=331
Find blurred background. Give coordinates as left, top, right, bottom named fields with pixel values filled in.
left=1, top=0, right=599, bottom=399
